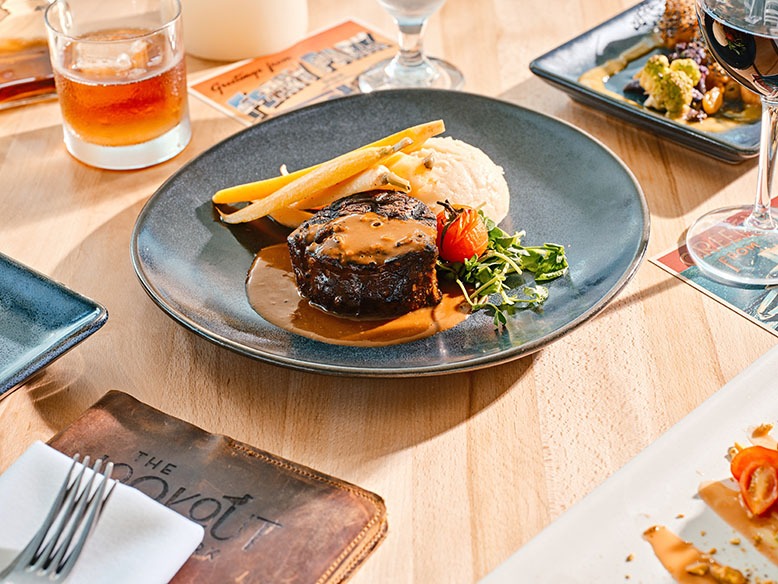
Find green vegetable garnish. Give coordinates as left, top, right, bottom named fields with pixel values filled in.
left=436, top=212, right=569, bottom=328
left=637, top=54, right=700, bottom=118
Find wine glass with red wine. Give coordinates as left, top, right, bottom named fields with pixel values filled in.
left=686, top=0, right=778, bottom=284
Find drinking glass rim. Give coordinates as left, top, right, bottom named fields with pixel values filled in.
left=44, top=0, right=182, bottom=42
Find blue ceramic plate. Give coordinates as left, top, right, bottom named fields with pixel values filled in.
left=0, top=254, right=108, bottom=396
left=131, top=89, right=649, bottom=377
left=530, top=0, right=760, bottom=163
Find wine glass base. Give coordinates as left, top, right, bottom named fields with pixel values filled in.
left=358, top=56, right=464, bottom=92
left=685, top=205, right=778, bottom=286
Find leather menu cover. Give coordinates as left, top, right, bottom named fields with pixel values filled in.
left=48, top=390, right=387, bottom=584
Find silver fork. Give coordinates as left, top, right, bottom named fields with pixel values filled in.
left=0, top=455, right=115, bottom=583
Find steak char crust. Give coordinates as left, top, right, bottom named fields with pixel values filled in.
left=287, top=190, right=442, bottom=318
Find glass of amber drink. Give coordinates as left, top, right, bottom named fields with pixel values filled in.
left=44, top=0, right=190, bottom=170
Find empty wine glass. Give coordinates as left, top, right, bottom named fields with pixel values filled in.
left=358, top=0, right=464, bottom=92
left=685, top=0, right=778, bottom=285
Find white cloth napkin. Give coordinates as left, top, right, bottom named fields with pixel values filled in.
left=0, top=441, right=204, bottom=584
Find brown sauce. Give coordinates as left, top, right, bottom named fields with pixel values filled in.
left=699, top=480, right=778, bottom=567
left=306, top=211, right=436, bottom=264
left=643, top=525, right=745, bottom=583
left=577, top=36, right=761, bottom=132
left=245, top=244, right=469, bottom=347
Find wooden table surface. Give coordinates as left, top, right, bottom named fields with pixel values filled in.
left=2, top=0, right=777, bottom=581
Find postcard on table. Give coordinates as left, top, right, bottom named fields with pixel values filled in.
left=651, top=203, right=778, bottom=337
left=188, top=20, right=396, bottom=126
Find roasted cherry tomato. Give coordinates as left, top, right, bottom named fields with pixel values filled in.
left=739, top=462, right=778, bottom=515
left=730, top=445, right=778, bottom=480
left=436, top=201, right=489, bottom=263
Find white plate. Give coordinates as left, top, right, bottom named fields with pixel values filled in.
left=482, top=345, right=778, bottom=583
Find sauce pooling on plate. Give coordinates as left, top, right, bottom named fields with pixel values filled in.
left=246, top=244, right=469, bottom=347
left=643, top=525, right=747, bottom=583
left=698, top=480, right=778, bottom=566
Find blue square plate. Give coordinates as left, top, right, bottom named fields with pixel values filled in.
left=0, top=253, right=107, bottom=396
left=530, top=0, right=760, bottom=163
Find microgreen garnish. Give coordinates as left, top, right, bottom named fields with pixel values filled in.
left=436, top=212, right=569, bottom=328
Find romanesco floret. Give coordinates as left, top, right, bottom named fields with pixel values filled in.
left=638, top=54, right=698, bottom=118
left=669, top=58, right=701, bottom=86
left=649, top=70, right=696, bottom=117
left=639, top=54, right=671, bottom=95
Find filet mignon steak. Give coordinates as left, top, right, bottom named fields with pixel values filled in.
left=287, top=190, right=442, bottom=317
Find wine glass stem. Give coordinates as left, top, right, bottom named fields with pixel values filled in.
left=753, top=97, right=778, bottom=230
left=395, top=20, right=428, bottom=67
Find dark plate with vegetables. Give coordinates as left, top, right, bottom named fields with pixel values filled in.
left=130, top=89, right=649, bottom=377
left=530, top=0, right=761, bottom=163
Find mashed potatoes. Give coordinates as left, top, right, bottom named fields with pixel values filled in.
left=404, top=137, right=510, bottom=223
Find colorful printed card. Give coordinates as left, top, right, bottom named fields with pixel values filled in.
left=651, top=201, right=778, bottom=337
left=188, top=20, right=396, bottom=126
